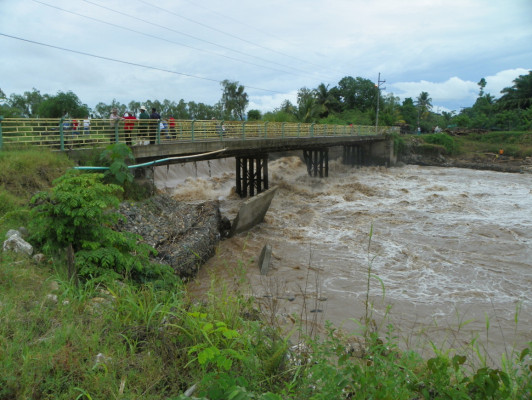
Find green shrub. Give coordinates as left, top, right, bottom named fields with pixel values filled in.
left=29, top=171, right=173, bottom=285
left=390, top=133, right=406, bottom=155
left=422, top=133, right=458, bottom=154
left=98, top=143, right=135, bottom=186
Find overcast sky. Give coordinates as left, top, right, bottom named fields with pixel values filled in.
left=1, top=0, right=531, bottom=115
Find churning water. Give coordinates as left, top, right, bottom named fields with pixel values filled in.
left=155, top=156, right=532, bottom=361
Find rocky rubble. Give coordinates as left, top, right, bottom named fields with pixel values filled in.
left=116, top=194, right=227, bottom=279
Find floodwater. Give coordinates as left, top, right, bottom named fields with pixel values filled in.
left=154, top=156, right=532, bottom=363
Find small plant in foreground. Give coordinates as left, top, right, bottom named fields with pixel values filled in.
left=98, top=142, right=134, bottom=186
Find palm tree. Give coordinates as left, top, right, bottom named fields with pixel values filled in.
left=498, top=71, right=532, bottom=110
left=315, top=83, right=335, bottom=118
left=415, top=91, right=433, bottom=126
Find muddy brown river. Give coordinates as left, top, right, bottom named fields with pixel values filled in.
left=155, top=156, right=532, bottom=364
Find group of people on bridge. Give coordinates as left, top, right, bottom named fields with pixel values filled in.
left=109, top=106, right=176, bottom=145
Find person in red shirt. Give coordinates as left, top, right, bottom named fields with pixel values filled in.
left=168, top=115, right=176, bottom=139
left=123, top=111, right=137, bottom=146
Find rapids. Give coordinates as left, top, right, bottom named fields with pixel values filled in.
left=155, top=156, right=532, bottom=362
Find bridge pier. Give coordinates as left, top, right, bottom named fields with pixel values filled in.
left=303, top=149, right=329, bottom=177
left=235, top=154, right=269, bottom=198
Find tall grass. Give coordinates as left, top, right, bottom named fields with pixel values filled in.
left=0, top=148, right=73, bottom=236
left=1, top=141, right=531, bottom=398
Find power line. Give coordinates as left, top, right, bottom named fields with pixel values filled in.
left=134, top=0, right=331, bottom=72
left=77, top=0, right=321, bottom=78
left=30, top=0, right=302, bottom=77
left=0, top=32, right=284, bottom=94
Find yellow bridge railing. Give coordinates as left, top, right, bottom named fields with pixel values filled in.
left=0, top=117, right=398, bottom=151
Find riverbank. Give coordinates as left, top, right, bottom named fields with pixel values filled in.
left=2, top=148, right=531, bottom=398
left=399, top=135, right=532, bottom=173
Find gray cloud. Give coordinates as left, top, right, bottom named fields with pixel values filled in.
left=1, top=0, right=531, bottom=113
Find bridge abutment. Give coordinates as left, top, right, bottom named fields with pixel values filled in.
left=342, top=139, right=396, bottom=167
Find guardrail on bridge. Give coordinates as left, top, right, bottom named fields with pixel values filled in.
left=0, top=117, right=398, bottom=151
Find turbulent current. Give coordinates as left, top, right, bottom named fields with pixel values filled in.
left=155, top=156, right=532, bottom=361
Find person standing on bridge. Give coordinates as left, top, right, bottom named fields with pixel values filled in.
left=138, top=106, right=150, bottom=144
left=109, top=108, right=124, bottom=142
left=123, top=111, right=137, bottom=146
left=168, top=115, right=176, bottom=138
left=149, top=107, right=161, bottom=145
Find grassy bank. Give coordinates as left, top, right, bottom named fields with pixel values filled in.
left=394, top=130, right=532, bottom=160
left=1, top=148, right=531, bottom=399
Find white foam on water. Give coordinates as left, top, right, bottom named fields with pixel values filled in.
left=157, top=158, right=532, bottom=358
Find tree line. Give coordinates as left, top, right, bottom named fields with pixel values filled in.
left=1, top=71, right=531, bottom=133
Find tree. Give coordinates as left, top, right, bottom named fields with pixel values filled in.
left=263, top=100, right=297, bottom=122
left=497, top=70, right=532, bottom=110
left=128, top=100, right=142, bottom=115
left=220, top=80, right=248, bottom=120
left=415, top=91, right=433, bottom=126
left=94, top=99, right=126, bottom=118
left=399, top=98, right=418, bottom=129
left=296, top=87, right=319, bottom=122
left=478, top=78, right=487, bottom=97
left=379, top=93, right=402, bottom=126
left=315, top=83, right=339, bottom=118
left=247, top=109, right=262, bottom=121
left=336, top=76, right=377, bottom=111
left=0, top=88, right=23, bottom=117
left=8, top=88, right=45, bottom=117
left=38, top=91, right=90, bottom=118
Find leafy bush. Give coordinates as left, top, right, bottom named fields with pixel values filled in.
left=29, top=171, right=173, bottom=284
left=422, top=133, right=458, bottom=154
left=98, top=142, right=135, bottom=185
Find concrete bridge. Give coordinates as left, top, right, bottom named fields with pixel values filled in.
left=0, top=117, right=398, bottom=197
left=129, top=135, right=396, bottom=197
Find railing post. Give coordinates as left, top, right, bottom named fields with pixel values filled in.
left=310, top=123, right=315, bottom=137
left=114, top=121, right=120, bottom=143
left=264, top=121, right=269, bottom=138
left=221, top=120, right=225, bottom=139
left=282, top=122, right=286, bottom=138
left=59, top=117, right=65, bottom=151
left=191, top=119, right=195, bottom=141
left=156, top=120, right=161, bottom=144
left=242, top=121, right=246, bottom=139
left=297, top=123, right=301, bottom=138
left=0, top=116, right=3, bottom=149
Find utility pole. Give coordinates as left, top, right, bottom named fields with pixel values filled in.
left=375, top=72, right=386, bottom=134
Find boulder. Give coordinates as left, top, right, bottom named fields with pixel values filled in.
left=3, top=232, right=33, bottom=256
